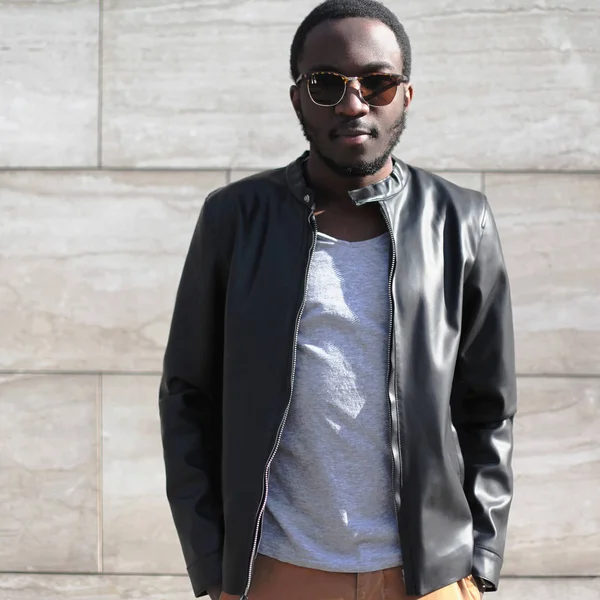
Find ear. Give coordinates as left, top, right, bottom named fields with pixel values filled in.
left=290, top=84, right=302, bottom=118
left=403, top=83, right=414, bottom=110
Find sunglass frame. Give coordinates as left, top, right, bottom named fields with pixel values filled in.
left=295, top=71, right=409, bottom=107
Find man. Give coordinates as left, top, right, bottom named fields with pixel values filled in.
left=159, top=1, right=516, bottom=599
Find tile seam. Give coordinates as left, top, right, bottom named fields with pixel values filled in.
left=97, top=373, right=104, bottom=574
left=0, top=167, right=599, bottom=175
left=0, top=571, right=189, bottom=577
left=1, top=370, right=599, bottom=379
left=0, top=167, right=232, bottom=174
left=98, top=0, right=104, bottom=168
left=0, top=571, right=597, bottom=579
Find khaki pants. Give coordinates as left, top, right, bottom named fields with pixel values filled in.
left=222, top=554, right=481, bottom=600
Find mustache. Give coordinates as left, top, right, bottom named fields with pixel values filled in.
left=329, top=122, right=379, bottom=140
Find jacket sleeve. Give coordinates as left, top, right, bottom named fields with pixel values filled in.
left=159, top=196, right=226, bottom=598
left=451, top=198, right=517, bottom=591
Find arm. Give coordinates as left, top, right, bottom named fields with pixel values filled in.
left=451, top=199, right=517, bottom=592
left=159, top=196, right=226, bottom=598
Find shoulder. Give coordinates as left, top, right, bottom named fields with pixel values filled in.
left=404, top=163, right=489, bottom=230
left=203, top=166, right=288, bottom=216
left=196, top=166, right=291, bottom=257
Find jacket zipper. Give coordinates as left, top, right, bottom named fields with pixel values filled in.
left=241, top=211, right=317, bottom=600
left=379, top=202, right=404, bottom=563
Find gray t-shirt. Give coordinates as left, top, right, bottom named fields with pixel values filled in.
left=258, top=230, right=402, bottom=572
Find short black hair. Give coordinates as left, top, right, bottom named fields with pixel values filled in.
left=290, top=0, right=412, bottom=82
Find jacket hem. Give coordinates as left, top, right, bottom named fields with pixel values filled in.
left=188, top=550, right=223, bottom=598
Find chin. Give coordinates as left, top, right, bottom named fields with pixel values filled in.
left=319, top=147, right=392, bottom=179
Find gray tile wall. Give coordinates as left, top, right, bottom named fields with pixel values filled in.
left=1, top=1, right=598, bottom=599
left=0, top=1, right=99, bottom=167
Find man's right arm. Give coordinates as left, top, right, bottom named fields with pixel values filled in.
left=159, top=197, right=226, bottom=598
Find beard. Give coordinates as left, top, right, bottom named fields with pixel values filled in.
left=298, top=110, right=407, bottom=178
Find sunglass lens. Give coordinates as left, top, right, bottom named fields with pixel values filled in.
left=360, top=75, right=398, bottom=106
left=308, top=73, right=346, bottom=106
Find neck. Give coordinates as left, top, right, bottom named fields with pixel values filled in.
left=304, top=150, right=394, bottom=202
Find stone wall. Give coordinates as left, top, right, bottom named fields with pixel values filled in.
left=1, top=1, right=598, bottom=599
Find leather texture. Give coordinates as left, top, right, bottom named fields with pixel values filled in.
left=159, top=152, right=516, bottom=598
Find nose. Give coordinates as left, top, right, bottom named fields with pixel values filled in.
left=334, top=79, right=369, bottom=118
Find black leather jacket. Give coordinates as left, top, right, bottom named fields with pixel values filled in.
left=159, top=153, right=517, bottom=598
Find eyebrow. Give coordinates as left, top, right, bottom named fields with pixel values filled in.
left=307, top=61, right=399, bottom=74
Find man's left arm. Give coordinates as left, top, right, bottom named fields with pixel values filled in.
left=451, top=198, right=517, bottom=593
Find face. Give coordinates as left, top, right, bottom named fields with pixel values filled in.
left=291, top=18, right=413, bottom=178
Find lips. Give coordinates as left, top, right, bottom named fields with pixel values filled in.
left=333, top=128, right=372, bottom=138
left=331, top=128, right=373, bottom=147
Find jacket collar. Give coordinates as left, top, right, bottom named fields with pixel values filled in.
left=285, top=151, right=409, bottom=209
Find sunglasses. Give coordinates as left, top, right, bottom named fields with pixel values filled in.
left=295, top=71, right=409, bottom=107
